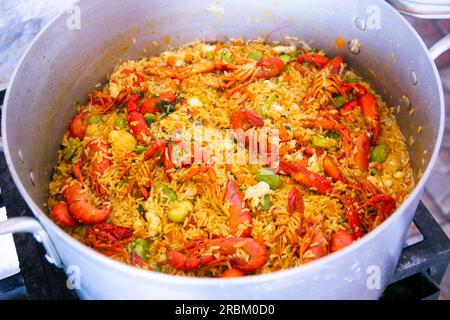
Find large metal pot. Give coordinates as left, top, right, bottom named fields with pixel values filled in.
left=0, top=0, right=446, bottom=299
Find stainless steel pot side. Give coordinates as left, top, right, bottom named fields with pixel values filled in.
left=0, top=0, right=447, bottom=299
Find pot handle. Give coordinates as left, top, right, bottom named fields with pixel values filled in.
left=430, top=34, right=450, bottom=60
left=0, top=217, right=62, bottom=267
left=387, top=0, right=450, bottom=19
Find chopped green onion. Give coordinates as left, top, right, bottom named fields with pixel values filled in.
left=73, top=225, right=87, bottom=238
left=205, top=52, right=214, bottom=60
left=369, top=167, right=380, bottom=176
left=220, top=51, right=233, bottom=63
left=311, top=135, right=338, bottom=150
left=152, top=265, right=162, bottom=272
left=137, top=204, right=146, bottom=215
left=333, top=95, right=347, bottom=108
left=144, top=113, right=157, bottom=125
left=255, top=168, right=281, bottom=190
left=155, top=184, right=178, bottom=202
left=279, top=54, right=292, bottom=64
left=345, top=77, right=360, bottom=83
left=131, top=238, right=149, bottom=261
left=325, top=131, right=341, bottom=140
left=63, top=148, right=77, bottom=161
left=155, top=100, right=176, bottom=115
left=292, top=50, right=300, bottom=58
left=267, top=94, right=277, bottom=106
left=259, top=194, right=271, bottom=211
left=248, top=50, right=263, bottom=61
left=370, top=144, right=388, bottom=163
left=63, top=138, right=80, bottom=161
left=311, top=135, right=327, bottom=148
left=257, top=105, right=268, bottom=119
left=135, top=145, right=148, bottom=154
left=114, top=115, right=128, bottom=129
left=87, top=115, right=103, bottom=125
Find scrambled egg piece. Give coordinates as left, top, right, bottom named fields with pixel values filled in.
left=244, top=181, right=272, bottom=207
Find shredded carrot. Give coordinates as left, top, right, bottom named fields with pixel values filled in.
left=121, top=68, right=135, bottom=76
left=233, top=38, right=243, bottom=46
left=184, top=52, right=194, bottom=62
left=133, top=72, right=146, bottom=86
left=214, top=42, right=223, bottom=52
left=127, top=180, right=135, bottom=194
left=279, top=127, right=290, bottom=141
left=336, top=37, right=345, bottom=49
left=166, top=55, right=178, bottom=66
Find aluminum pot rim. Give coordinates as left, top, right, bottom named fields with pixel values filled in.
left=1, top=0, right=445, bottom=286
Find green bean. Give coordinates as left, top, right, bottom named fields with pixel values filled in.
left=220, top=51, right=233, bottom=63
left=248, top=51, right=263, bottom=61
left=63, top=146, right=77, bottom=161
left=311, top=135, right=338, bottom=150
left=63, top=139, right=80, bottom=161
left=259, top=194, right=271, bottom=211
left=131, top=238, right=149, bottom=261
left=369, top=167, right=380, bottom=176
left=333, top=95, right=347, bottom=108
left=168, top=200, right=193, bottom=223
left=255, top=168, right=281, bottom=190
left=87, top=115, right=103, bottom=125
left=135, top=145, right=148, bottom=154
left=144, top=113, right=157, bottom=125
left=115, top=115, right=128, bottom=129
left=370, top=144, right=388, bottom=163
left=155, top=184, right=177, bottom=202
left=279, top=54, right=292, bottom=64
